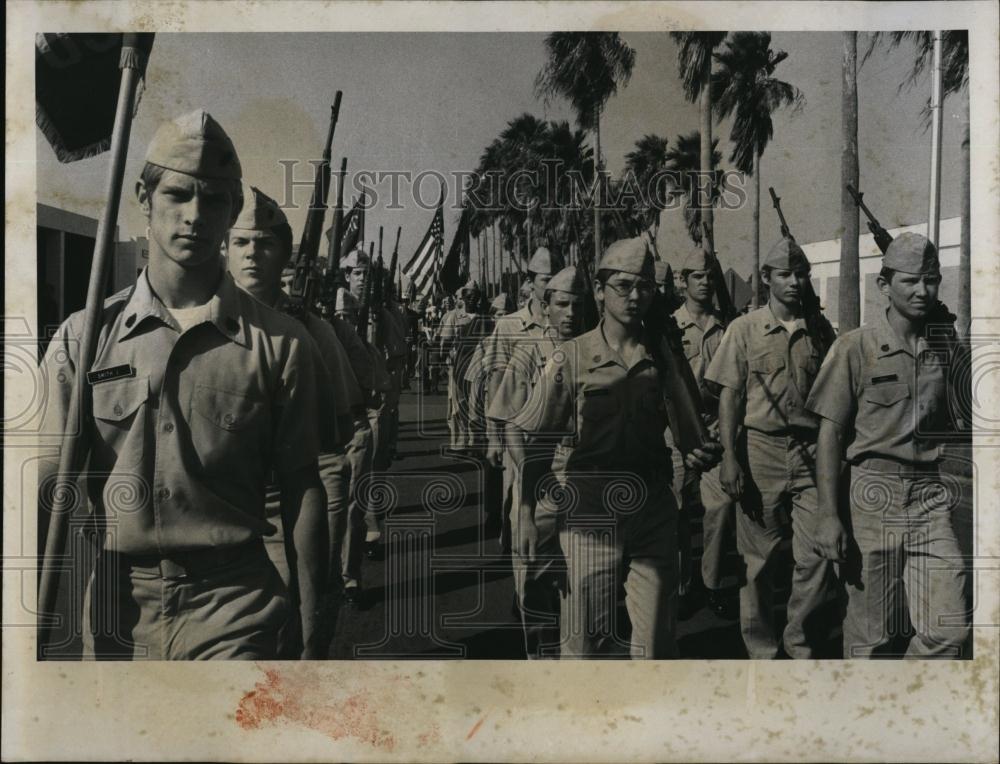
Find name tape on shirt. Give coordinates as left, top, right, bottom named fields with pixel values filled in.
left=87, top=364, right=136, bottom=385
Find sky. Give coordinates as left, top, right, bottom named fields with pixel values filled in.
left=35, top=31, right=965, bottom=281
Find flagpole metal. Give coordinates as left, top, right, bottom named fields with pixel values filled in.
left=927, top=30, right=944, bottom=247
left=38, top=41, right=148, bottom=654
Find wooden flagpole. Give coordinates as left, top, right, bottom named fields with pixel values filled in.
left=38, top=37, right=150, bottom=654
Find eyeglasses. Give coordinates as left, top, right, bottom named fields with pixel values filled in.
left=603, top=278, right=655, bottom=297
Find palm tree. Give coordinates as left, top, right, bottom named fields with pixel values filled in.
left=840, top=32, right=860, bottom=331
left=622, top=133, right=670, bottom=232
left=664, top=130, right=724, bottom=244
left=865, top=31, right=970, bottom=336
left=713, top=32, right=803, bottom=308
left=535, top=32, right=636, bottom=266
left=670, top=32, right=728, bottom=251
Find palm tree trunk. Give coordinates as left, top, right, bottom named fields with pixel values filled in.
left=593, top=106, right=603, bottom=262
left=700, top=52, right=714, bottom=250
left=959, top=86, right=971, bottom=338
left=838, top=31, right=861, bottom=331
left=752, top=150, right=761, bottom=309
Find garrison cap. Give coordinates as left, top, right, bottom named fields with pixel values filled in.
left=527, top=246, right=561, bottom=275
left=546, top=265, right=585, bottom=296
left=599, top=237, right=655, bottom=280
left=335, top=287, right=359, bottom=313
left=461, top=279, right=480, bottom=296
left=883, top=232, right=940, bottom=275
left=491, top=293, right=509, bottom=312
left=681, top=248, right=712, bottom=273
left=763, top=237, right=810, bottom=271
left=145, top=109, right=242, bottom=180
left=654, top=259, right=670, bottom=285
left=230, top=184, right=286, bottom=231
left=341, top=246, right=371, bottom=271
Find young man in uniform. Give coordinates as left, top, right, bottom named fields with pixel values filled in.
left=672, top=249, right=737, bottom=620
left=39, top=110, right=328, bottom=659
left=438, top=280, right=487, bottom=452
left=332, top=281, right=394, bottom=564
left=489, top=266, right=585, bottom=658
left=226, top=185, right=364, bottom=632
left=508, top=239, right=720, bottom=659
left=705, top=238, right=837, bottom=659
left=806, top=232, right=970, bottom=658
left=483, top=247, right=562, bottom=556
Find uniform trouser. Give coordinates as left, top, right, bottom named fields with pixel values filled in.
left=321, top=431, right=372, bottom=587
left=557, top=477, right=679, bottom=659
left=375, top=357, right=404, bottom=469
left=363, top=408, right=382, bottom=535
left=739, top=430, right=836, bottom=659
left=842, top=465, right=970, bottom=658
left=508, top=457, right=564, bottom=659
left=83, top=541, right=288, bottom=660
left=672, top=450, right=736, bottom=593
left=446, top=366, right=472, bottom=450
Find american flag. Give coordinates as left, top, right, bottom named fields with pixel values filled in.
left=324, top=197, right=365, bottom=257
left=402, top=204, right=444, bottom=297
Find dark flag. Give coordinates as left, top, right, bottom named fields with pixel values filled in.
left=440, top=206, right=471, bottom=294
left=326, top=197, right=365, bottom=254
left=402, top=204, right=445, bottom=298
left=36, top=33, right=155, bottom=162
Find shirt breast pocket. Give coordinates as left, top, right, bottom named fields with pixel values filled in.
left=91, top=375, right=149, bottom=462
left=864, top=381, right=910, bottom=408
left=749, top=353, right=786, bottom=381
left=192, top=384, right=266, bottom=471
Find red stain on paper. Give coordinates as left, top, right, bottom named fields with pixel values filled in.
left=236, top=668, right=396, bottom=751
left=465, top=714, right=488, bottom=740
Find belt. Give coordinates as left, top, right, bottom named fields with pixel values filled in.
left=854, top=457, right=940, bottom=475
left=107, top=540, right=266, bottom=579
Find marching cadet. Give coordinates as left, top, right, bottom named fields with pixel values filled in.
left=806, top=233, right=970, bottom=658
left=438, top=281, right=487, bottom=452
left=399, top=280, right=421, bottom=390
left=39, top=110, right=328, bottom=659
left=333, top=283, right=394, bottom=564
left=705, top=238, right=837, bottom=659
left=672, top=249, right=737, bottom=620
left=225, top=184, right=359, bottom=646
left=491, top=292, right=510, bottom=318
left=484, top=247, right=562, bottom=555
left=488, top=266, right=585, bottom=658
left=517, top=278, right=533, bottom=310
left=378, top=277, right=410, bottom=465
left=507, top=239, right=720, bottom=658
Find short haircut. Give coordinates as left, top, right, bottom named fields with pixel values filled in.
left=139, top=161, right=243, bottom=216
left=879, top=266, right=896, bottom=283
left=595, top=268, right=614, bottom=285
left=273, top=221, right=294, bottom=262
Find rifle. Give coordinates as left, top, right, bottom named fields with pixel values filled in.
left=322, top=156, right=348, bottom=311
left=570, top=215, right=602, bottom=331
left=372, top=252, right=385, bottom=349
left=386, top=226, right=401, bottom=301
left=288, top=92, right=342, bottom=316
left=846, top=184, right=894, bottom=254
left=358, top=241, right=376, bottom=343
left=768, top=186, right=836, bottom=354
left=700, top=221, right=739, bottom=324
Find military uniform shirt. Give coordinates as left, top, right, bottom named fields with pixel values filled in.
left=805, top=308, right=950, bottom=465
left=509, top=322, right=671, bottom=478
left=705, top=305, right=830, bottom=434
left=330, top=314, right=379, bottom=396
left=487, top=326, right=560, bottom=423
left=379, top=305, right=409, bottom=360
left=39, top=269, right=321, bottom=555
left=674, top=302, right=725, bottom=398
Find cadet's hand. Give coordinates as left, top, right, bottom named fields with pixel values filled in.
left=814, top=516, right=849, bottom=561
left=517, top=517, right=539, bottom=563
left=720, top=453, right=745, bottom=500
left=485, top=441, right=503, bottom=469
left=684, top=441, right=723, bottom=472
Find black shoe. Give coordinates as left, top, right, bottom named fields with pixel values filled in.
left=706, top=588, right=737, bottom=621
left=343, top=585, right=362, bottom=607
